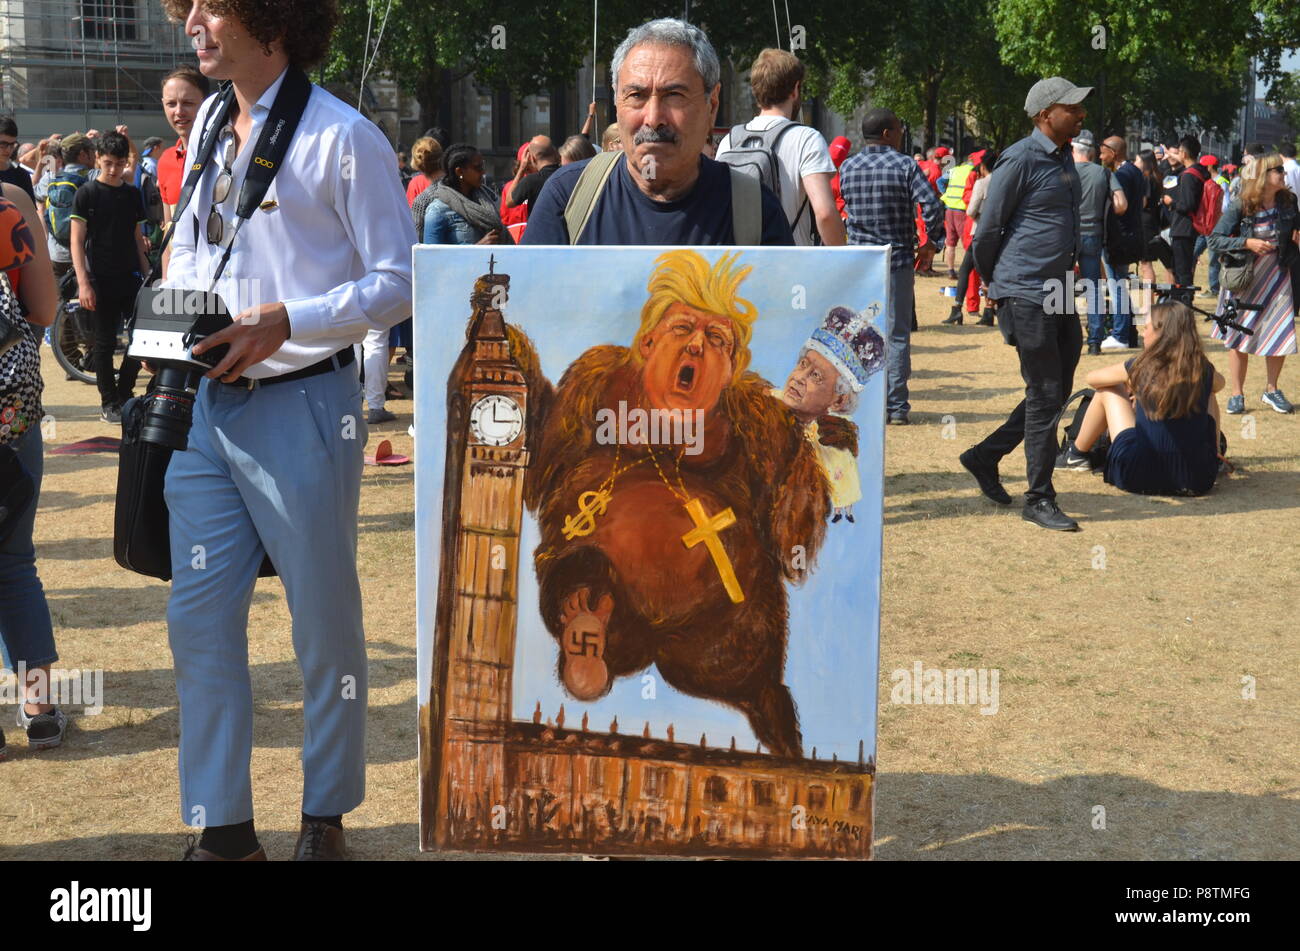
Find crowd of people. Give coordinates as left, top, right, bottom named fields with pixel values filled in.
left=0, top=2, right=1296, bottom=859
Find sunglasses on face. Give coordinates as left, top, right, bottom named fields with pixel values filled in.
left=0, top=140, right=17, bottom=150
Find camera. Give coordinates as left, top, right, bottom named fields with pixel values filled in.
left=1135, top=282, right=1257, bottom=337
left=126, top=287, right=233, bottom=451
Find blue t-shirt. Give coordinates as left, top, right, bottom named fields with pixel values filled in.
left=521, top=153, right=793, bottom=246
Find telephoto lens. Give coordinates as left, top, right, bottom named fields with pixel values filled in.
left=139, top=365, right=201, bottom=451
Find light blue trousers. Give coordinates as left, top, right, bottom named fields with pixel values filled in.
left=164, top=364, right=368, bottom=827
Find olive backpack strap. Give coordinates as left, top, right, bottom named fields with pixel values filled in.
left=562, top=150, right=622, bottom=244
left=729, top=166, right=761, bottom=245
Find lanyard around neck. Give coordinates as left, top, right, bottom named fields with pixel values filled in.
left=147, top=68, right=312, bottom=290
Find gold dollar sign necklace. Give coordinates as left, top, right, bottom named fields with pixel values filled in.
left=561, top=443, right=647, bottom=540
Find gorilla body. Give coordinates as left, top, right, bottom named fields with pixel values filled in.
left=516, top=335, right=829, bottom=758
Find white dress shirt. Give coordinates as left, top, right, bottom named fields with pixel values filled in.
left=166, top=67, right=415, bottom=378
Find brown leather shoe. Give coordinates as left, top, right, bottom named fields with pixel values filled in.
left=181, top=835, right=267, bottom=861
left=293, top=821, right=348, bottom=861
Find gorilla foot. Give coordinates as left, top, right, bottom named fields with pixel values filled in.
left=560, top=587, right=615, bottom=701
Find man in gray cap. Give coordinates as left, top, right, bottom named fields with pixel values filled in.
left=963, top=77, right=1090, bottom=532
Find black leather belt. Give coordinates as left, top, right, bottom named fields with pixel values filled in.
left=220, top=347, right=355, bottom=390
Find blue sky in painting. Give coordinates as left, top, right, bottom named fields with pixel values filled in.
left=415, top=245, right=888, bottom=761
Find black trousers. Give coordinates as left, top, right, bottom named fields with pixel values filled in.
left=973, top=297, right=1082, bottom=503
left=88, top=271, right=142, bottom=408
left=955, top=247, right=979, bottom=311
left=1170, top=235, right=1196, bottom=287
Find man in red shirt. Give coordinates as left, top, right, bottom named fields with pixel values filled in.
left=156, top=66, right=210, bottom=223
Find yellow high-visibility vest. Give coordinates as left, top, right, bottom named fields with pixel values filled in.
left=942, top=163, right=974, bottom=210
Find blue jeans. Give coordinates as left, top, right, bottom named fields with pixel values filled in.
left=0, top=426, right=57, bottom=672
left=1100, top=248, right=1133, bottom=344
left=164, top=365, right=368, bottom=826
left=1079, top=233, right=1105, bottom=346
left=886, top=266, right=916, bottom=415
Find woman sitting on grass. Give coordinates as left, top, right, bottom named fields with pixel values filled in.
left=1062, top=301, right=1224, bottom=496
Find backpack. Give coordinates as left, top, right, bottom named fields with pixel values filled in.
left=0, top=272, right=42, bottom=449
left=562, top=151, right=761, bottom=245
left=44, top=169, right=88, bottom=247
left=1055, top=389, right=1110, bottom=471
left=1186, top=165, right=1223, bottom=236
left=137, top=165, right=164, bottom=228
left=716, top=119, right=809, bottom=234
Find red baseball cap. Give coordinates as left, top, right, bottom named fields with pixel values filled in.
left=516, top=142, right=530, bottom=162
left=829, top=136, right=851, bottom=168
left=1200, top=154, right=1218, bottom=167
left=969, top=149, right=987, bottom=167
left=934, top=146, right=950, bottom=158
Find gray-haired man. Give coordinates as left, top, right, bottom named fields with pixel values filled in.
left=521, top=17, right=792, bottom=245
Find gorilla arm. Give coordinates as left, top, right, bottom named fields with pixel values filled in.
left=505, top=323, right=554, bottom=471
left=518, top=339, right=629, bottom=517
left=724, top=372, right=831, bottom=583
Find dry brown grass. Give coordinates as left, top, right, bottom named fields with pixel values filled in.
left=1, top=258, right=1296, bottom=860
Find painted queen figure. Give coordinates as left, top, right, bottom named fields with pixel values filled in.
left=775, top=307, right=885, bottom=523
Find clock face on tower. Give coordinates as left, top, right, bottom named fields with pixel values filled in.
left=469, top=394, right=523, bottom=446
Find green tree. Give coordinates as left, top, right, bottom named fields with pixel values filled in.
left=1265, top=70, right=1300, bottom=139
left=854, top=0, right=983, bottom=147
left=325, top=0, right=632, bottom=132
left=991, top=0, right=1265, bottom=135
left=323, top=1, right=906, bottom=138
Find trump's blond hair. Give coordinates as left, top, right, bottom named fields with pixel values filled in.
left=634, top=250, right=757, bottom=379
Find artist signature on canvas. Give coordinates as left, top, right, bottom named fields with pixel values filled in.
left=806, top=814, right=864, bottom=841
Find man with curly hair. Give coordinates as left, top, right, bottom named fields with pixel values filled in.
left=158, top=0, right=415, bottom=861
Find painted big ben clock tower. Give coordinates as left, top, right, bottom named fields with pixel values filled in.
left=426, top=256, right=530, bottom=848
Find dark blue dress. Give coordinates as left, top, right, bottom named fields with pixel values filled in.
left=1104, top=359, right=1219, bottom=496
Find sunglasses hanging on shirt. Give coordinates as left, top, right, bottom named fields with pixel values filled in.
left=206, top=129, right=238, bottom=246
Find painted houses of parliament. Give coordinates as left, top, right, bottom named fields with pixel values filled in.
left=419, top=260, right=874, bottom=859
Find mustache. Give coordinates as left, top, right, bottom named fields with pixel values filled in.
left=633, top=125, right=680, bottom=146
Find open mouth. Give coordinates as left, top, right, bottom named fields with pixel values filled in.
left=676, top=363, right=696, bottom=391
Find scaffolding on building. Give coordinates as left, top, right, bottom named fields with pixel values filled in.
left=1, top=0, right=189, bottom=125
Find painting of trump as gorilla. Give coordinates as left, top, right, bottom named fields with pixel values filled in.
left=510, top=250, right=835, bottom=758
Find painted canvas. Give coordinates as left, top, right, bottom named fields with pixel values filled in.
left=415, top=245, right=889, bottom=859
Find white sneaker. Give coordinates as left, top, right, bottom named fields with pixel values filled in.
left=1099, top=335, right=1127, bottom=351
left=407, top=424, right=416, bottom=439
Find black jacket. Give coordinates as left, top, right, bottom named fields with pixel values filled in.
left=1169, top=164, right=1206, bottom=239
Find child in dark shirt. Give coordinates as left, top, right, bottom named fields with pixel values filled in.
left=69, top=130, right=150, bottom=423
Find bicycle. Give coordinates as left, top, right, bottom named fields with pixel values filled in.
left=49, top=280, right=131, bottom=386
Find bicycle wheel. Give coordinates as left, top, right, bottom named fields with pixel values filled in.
left=51, top=306, right=97, bottom=385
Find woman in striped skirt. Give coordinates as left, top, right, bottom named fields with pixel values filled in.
left=1208, top=152, right=1300, bottom=414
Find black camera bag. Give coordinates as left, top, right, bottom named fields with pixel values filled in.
left=113, top=396, right=176, bottom=579
left=114, top=396, right=276, bottom=580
